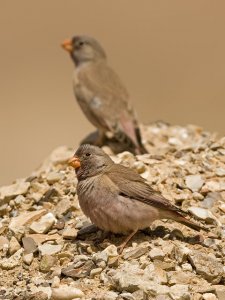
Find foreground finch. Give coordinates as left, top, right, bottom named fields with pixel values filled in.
left=69, top=145, right=207, bottom=253
left=61, top=35, right=147, bottom=154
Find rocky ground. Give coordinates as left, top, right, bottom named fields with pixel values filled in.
left=0, top=122, right=225, bottom=300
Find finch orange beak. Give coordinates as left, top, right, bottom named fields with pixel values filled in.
left=61, top=39, right=73, bottom=53
left=68, top=156, right=81, bottom=169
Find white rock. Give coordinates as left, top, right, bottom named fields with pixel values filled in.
left=23, top=253, right=33, bottom=265
left=29, top=286, right=52, bottom=299
left=169, top=284, right=190, bottom=300
left=0, top=180, right=30, bottom=201
left=9, top=236, right=21, bottom=255
left=202, top=180, right=225, bottom=193
left=0, top=236, right=9, bottom=250
left=202, top=293, right=217, bottom=300
left=188, top=207, right=216, bottom=223
left=51, top=276, right=60, bottom=288
left=90, top=267, right=102, bottom=277
left=102, top=245, right=118, bottom=258
left=0, top=248, right=23, bottom=270
left=46, top=172, right=63, bottom=184
left=29, top=212, right=56, bottom=234
left=215, top=167, right=225, bottom=177
left=100, top=291, right=118, bottom=300
left=62, top=227, right=77, bottom=239
left=185, top=175, right=204, bottom=192
left=51, top=285, right=84, bottom=300
left=38, top=243, right=62, bottom=256
left=9, top=209, right=46, bottom=234
left=149, top=248, right=164, bottom=260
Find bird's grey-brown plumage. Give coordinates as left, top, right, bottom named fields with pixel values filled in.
left=62, top=35, right=147, bottom=154
left=69, top=145, right=207, bottom=250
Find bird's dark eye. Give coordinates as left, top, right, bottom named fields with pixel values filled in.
left=78, top=41, right=85, bottom=47
left=85, top=153, right=91, bottom=157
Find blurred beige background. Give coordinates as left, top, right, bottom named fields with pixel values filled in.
left=0, top=1, right=225, bottom=186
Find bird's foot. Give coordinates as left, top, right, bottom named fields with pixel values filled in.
left=117, top=230, right=137, bottom=254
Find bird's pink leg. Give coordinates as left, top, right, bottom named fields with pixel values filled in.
left=117, top=230, right=138, bottom=254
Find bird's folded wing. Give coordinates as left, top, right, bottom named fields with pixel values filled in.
left=106, top=164, right=186, bottom=215
left=77, top=63, right=141, bottom=148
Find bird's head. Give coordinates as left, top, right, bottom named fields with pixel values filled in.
left=68, top=144, right=113, bottom=180
left=61, top=35, right=107, bottom=66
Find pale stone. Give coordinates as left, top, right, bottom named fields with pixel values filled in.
left=51, top=285, right=84, bottom=300
left=0, top=180, right=30, bottom=200
left=9, top=209, right=46, bottom=234
left=0, top=248, right=23, bottom=269
left=23, top=253, right=33, bottom=265
left=29, top=212, right=56, bottom=234
left=38, top=243, right=62, bottom=256
left=9, top=236, right=21, bottom=255
left=185, top=175, right=204, bottom=192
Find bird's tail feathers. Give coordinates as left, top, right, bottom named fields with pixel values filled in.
left=176, top=215, right=208, bottom=232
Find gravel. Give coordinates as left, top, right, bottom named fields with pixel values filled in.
left=0, top=122, right=224, bottom=299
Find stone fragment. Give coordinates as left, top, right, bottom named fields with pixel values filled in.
left=27, top=291, right=48, bottom=300
left=9, top=236, right=21, bottom=255
left=201, top=192, right=221, bottom=209
left=0, top=236, right=9, bottom=250
left=55, top=197, right=71, bottom=218
left=51, top=285, right=84, bottom=300
left=110, top=261, right=167, bottom=293
left=62, top=260, right=95, bottom=278
left=99, top=291, right=118, bottom=300
left=168, top=271, right=194, bottom=285
left=0, top=248, right=23, bottom=269
left=215, top=167, right=225, bottom=177
left=28, top=286, right=52, bottom=299
left=123, top=245, right=148, bottom=260
left=169, top=284, right=190, bottom=300
left=174, top=244, right=190, bottom=263
left=119, top=292, right=135, bottom=299
left=23, top=253, right=33, bottom=265
left=9, top=209, right=46, bottom=234
left=188, top=251, right=223, bottom=284
left=25, top=233, right=60, bottom=245
left=29, top=213, right=56, bottom=234
left=38, top=243, right=62, bottom=256
left=202, top=180, right=225, bottom=193
left=202, top=293, right=218, bottom=300
left=51, top=276, right=60, bottom=288
left=149, top=248, right=165, bottom=260
left=46, top=172, right=63, bottom=184
left=90, top=267, right=102, bottom=277
left=185, top=175, right=204, bottom=192
left=39, top=255, right=57, bottom=273
left=214, top=285, right=225, bottom=300
left=22, top=236, right=38, bottom=253
left=62, top=227, right=77, bottom=239
left=188, top=207, right=216, bottom=223
left=0, top=180, right=30, bottom=200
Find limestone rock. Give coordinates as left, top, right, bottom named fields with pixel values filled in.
left=0, top=180, right=30, bottom=201
left=38, top=243, right=62, bottom=256
left=188, top=250, right=223, bottom=284
left=185, top=175, right=204, bottom=192
left=29, top=212, right=56, bottom=234
left=9, top=209, right=46, bottom=234
left=23, top=253, right=33, bottom=265
left=0, top=248, right=23, bottom=269
left=51, top=284, right=84, bottom=300
left=9, top=236, right=21, bottom=255
left=39, top=255, right=57, bottom=273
